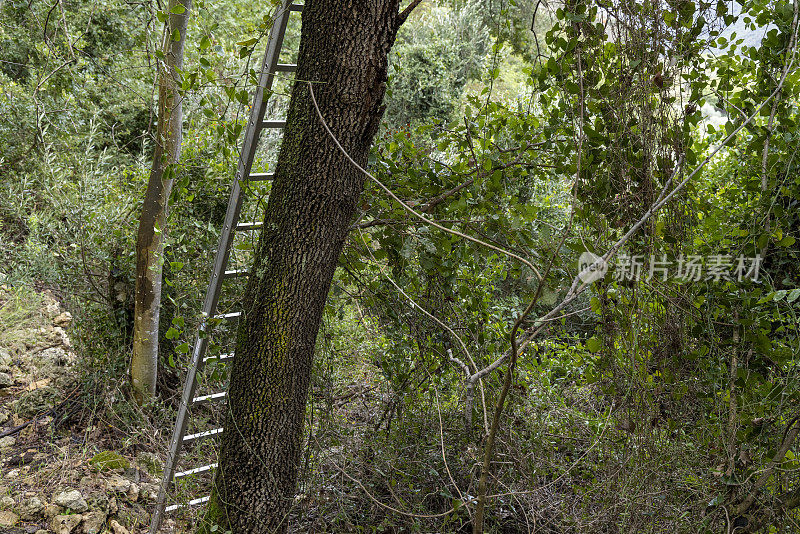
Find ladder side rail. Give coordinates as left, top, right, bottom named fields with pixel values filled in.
left=149, top=2, right=296, bottom=532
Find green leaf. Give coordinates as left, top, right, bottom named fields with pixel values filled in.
left=586, top=337, right=602, bottom=353
left=165, top=327, right=180, bottom=340
left=170, top=4, right=185, bottom=14
left=787, top=289, right=800, bottom=303
left=171, top=28, right=181, bottom=42
left=176, top=342, right=189, bottom=354
left=778, top=236, right=796, bottom=247
left=200, top=35, right=211, bottom=50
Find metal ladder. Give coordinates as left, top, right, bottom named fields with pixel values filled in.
left=149, top=1, right=302, bottom=531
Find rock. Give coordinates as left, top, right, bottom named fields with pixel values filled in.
left=53, top=312, right=72, bottom=328
left=0, top=350, right=11, bottom=370
left=0, top=372, right=13, bottom=387
left=51, top=513, right=82, bottom=534
left=5, top=469, right=20, bottom=480
left=103, top=475, right=130, bottom=495
left=108, top=519, right=129, bottom=534
left=135, top=452, right=162, bottom=477
left=33, top=347, right=71, bottom=368
left=53, top=489, right=88, bottom=513
left=0, top=436, right=15, bottom=449
left=126, top=483, right=139, bottom=503
left=89, top=451, right=129, bottom=472
left=0, top=495, right=13, bottom=507
left=21, top=495, right=43, bottom=519
left=0, top=411, right=8, bottom=425
left=0, top=510, right=19, bottom=527
left=43, top=503, right=62, bottom=518
left=13, top=386, right=59, bottom=418
left=107, top=496, right=119, bottom=515
left=81, top=510, right=107, bottom=534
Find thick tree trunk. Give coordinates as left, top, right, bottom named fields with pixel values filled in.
left=131, top=0, right=191, bottom=404
left=201, top=0, right=406, bottom=531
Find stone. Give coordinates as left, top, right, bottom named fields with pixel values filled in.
left=108, top=519, right=129, bottom=534
left=53, top=489, right=88, bottom=513
left=0, top=510, right=19, bottom=528
left=43, top=503, right=62, bottom=518
left=53, top=312, right=72, bottom=327
left=0, top=372, right=13, bottom=387
left=21, top=495, right=43, bottom=519
left=0, top=495, right=13, bottom=507
left=0, top=411, right=8, bottom=425
left=81, top=510, right=107, bottom=534
left=33, top=347, right=70, bottom=368
left=0, top=349, right=11, bottom=367
left=107, top=496, right=118, bottom=515
left=5, top=469, right=20, bottom=480
left=125, top=483, right=139, bottom=503
left=89, top=451, right=129, bottom=472
left=103, top=475, right=130, bottom=495
left=0, top=436, right=16, bottom=450
left=51, top=513, right=82, bottom=534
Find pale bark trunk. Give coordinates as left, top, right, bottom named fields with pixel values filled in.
left=131, top=0, right=191, bottom=404
left=200, top=0, right=410, bottom=531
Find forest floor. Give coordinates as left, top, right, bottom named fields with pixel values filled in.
left=0, top=283, right=176, bottom=534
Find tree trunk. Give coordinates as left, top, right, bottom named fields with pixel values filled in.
left=131, top=0, right=191, bottom=404
left=201, top=0, right=408, bottom=531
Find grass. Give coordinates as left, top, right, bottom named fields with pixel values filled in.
left=0, top=284, right=47, bottom=353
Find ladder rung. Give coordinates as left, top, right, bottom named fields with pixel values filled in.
left=247, top=172, right=274, bottom=181
left=235, top=222, right=263, bottom=231
left=203, top=353, right=234, bottom=363
left=262, top=120, right=286, bottom=128
left=192, top=392, right=227, bottom=404
left=183, top=427, right=223, bottom=443
left=224, top=269, right=249, bottom=278
left=165, top=495, right=210, bottom=512
left=174, top=463, right=218, bottom=479
left=289, top=3, right=304, bottom=11
left=212, top=312, right=241, bottom=320
left=275, top=63, right=297, bottom=72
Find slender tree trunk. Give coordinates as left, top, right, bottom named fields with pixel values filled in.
left=131, top=0, right=191, bottom=404
left=201, top=0, right=410, bottom=531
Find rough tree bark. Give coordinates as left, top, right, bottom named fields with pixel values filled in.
left=131, top=0, right=191, bottom=404
left=200, top=0, right=416, bottom=532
